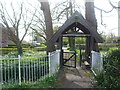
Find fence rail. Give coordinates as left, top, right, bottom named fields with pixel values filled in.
left=0, top=50, right=60, bottom=86
left=91, top=51, right=103, bottom=76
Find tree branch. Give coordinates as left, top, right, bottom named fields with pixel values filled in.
left=30, top=27, right=47, bottom=41
left=16, top=2, right=23, bottom=39
left=20, top=7, right=37, bottom=43
left=108, top=0, right=120, bottom=9
left=94, top=6, right=114, bottom=13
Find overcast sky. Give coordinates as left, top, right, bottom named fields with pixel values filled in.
left=94, top=0, right=119, bottom=36
left=0, top=0, right=119, bottom=41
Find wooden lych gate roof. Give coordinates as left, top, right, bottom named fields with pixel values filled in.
left=50, top=11, right=104, bottom=43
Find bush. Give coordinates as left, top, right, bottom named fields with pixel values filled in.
left=22, top=44, right=31, bottom=48
left=33, top=46, right=46, bottom=51
left=0, top=44, right=47, bottom=54
left=75, top=38, right=85, bottom=44
left=8, top=44, right=16, bottom=48
left=0, top=48, right=17, bottom=54
left=94, top=49, right=120, bottom=88
left=63, top=40, right=68, bottom=46
left=99, top=46, right=109, bottom=51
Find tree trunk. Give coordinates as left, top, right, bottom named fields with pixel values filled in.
left=16, top=42, right=23, bottom=55
left=85, top=0, right=99, bottom=53
left=40, top=1, right=55, bottom=53
left=68, top=1, right=75, bottom=51
left=85, top=0, right=97, bottom=29
left=68, top=37, right=75, bottom=50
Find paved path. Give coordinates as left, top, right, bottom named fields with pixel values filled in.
left=55, top=64, right=93, bottom=88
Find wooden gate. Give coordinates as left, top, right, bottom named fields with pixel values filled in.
left=63, top=51, right=76, bottom=68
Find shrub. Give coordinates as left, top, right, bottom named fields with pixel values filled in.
left=0, top=48, right=17, bottom=54
left=8, top=44, right=16, bottom=48
left=75, top=38, right=85, bottom=44
left=0, top=44, right=47, bottom=54
left=99, top=46, right=109, bottom=51
left=22, top=44, right=31, bottom=48
left=94, top=49, right=120, bottom=88
left=33, top=46, right=46, bottom=51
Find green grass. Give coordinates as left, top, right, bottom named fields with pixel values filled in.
left=2, top=75, right=58, bottom=88
left=0, top=51, right=47, bottom=64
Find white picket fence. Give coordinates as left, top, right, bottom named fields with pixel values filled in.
left=0, top=50, right=60, bottom=86
left=91, top=51, right=103, bottom=76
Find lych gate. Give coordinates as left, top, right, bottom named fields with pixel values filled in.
left=50, top=11, right=104, bottom=67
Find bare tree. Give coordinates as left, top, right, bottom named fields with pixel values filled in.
left=29, top=3, right=47, bottom=43
left=0, top=1, right=36, bottom=55
left=52, top=0, right=76, bottom=50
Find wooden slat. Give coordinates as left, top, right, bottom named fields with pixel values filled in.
left=63, top=33, right=91, bottom=37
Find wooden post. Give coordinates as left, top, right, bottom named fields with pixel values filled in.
left=74, top=51, right=76, bottom=68
left=85, top=36, right=91, bottom=62
left=58, top=36, right=63, bottom=67
left=79, top=44, right=82, bottom=67
left=90, top=36, right=94, bottom=67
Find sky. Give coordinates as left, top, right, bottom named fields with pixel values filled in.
left=0, top=0, right=119, bottom=42
left=94, top=0, right=119, bottom=36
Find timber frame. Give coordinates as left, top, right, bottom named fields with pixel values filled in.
left=50, top=11, right=104, bottom=67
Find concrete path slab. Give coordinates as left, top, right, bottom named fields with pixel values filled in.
left=55, top=64, right=93, bottom=88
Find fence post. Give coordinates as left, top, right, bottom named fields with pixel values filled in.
left=0, top=57, right=3, bottom=86
left=48, top=52, right=51, bottom=77
left=18, top=55, right=21, bottom=86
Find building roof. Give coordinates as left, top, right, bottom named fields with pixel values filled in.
left=50, top=11, right=104, bottom=43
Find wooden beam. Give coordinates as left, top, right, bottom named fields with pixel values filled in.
left=62, top=33, right=90, bottom=37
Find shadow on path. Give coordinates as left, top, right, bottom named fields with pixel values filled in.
left=55, top=64, right=93, bottom=88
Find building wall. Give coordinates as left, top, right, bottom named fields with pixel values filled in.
left=0, top=23, right=15, bottom=47
left=2, top=29, right=8, bottom=47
